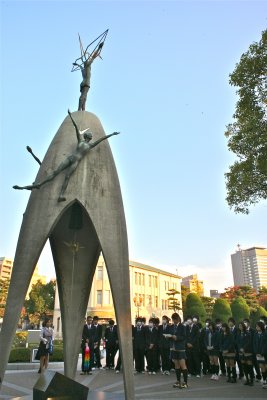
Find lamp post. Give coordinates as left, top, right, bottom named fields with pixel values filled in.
left=133, top=295, right=143, bottom=318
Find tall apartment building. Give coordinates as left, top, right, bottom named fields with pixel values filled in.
left=53, top=255, right=182, bottom=338
left=181, top=274, right=204, bottom=297
left=0, top=257, right=13, bottom=280
left=231, top=246, right=267, bottom=290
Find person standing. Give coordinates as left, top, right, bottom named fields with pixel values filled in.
left=37, top=318, right=54, bottom=373
left=81, top=316, right=95, bottom=375
left=253, top=321, right=267, bottom=388
left=204, top=321, right=221, bottom=381
left=236, top=321, right=254, bottom=386
left=244, top=318, right=262, bottom=382
left=92, top=316, right=102, bottom=368
left=158, top=316, right=171, bottom=375
left=200, top=319, right=212, bottom=375
left=133, top=318, right=146, bottom=373
left=145, top=319, right=158, bottom=374
left=168, top=313, right=188, bottom=389
left=185, top=316, right=201, bottom=377
left=104, top=320, right=118, bottom=369
left=221, top=323, right=237, bottom=383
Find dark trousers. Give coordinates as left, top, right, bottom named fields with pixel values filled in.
left=134, top=347, right=145, bottom=372
left=106, top=345, right=117, bottom=368
left=219, top=351, right=226, bottom=374
left=93, top=345, right=102, bottom=368
left=201, top=350, right=211, bottom=374
left=147, top=347, right=157, bottom=372
left=186, top=349, right=201, bottom=375
left=115, top=349, right=121, bottom=371
left=160, top=346, right=171, bottom=371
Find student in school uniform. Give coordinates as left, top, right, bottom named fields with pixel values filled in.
left=200, top=319, right=212, bottom=375
left=92, top=316, right=102, bottom=369
left=168, top=313, right=188, bottom=389
left=215, top=318, right=226, bottom=376
left=145, top=318, right=158, bottom=374
left=158, top=315, right=171, bottom=375
left=244, top=318, right=262, bottom=382
left=104, top=319, right=118, bottom=369
left=133, top=318, right=146, bottom=373
left=228, top=317, right=244, bottom=379
left=236, top=321, right=254, bottom=386
left=253, top=321, right=267, bottom=389
left=204, top=321, right=221, bottom=380
left=185, top=316, right=201, bottom=377
left=221, top=323, right=237, bottom=383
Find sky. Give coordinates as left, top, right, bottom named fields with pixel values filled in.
left=1, top=0, right=267, bottom=294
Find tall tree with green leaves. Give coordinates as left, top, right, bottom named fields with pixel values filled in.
left=220, top=285, right=258, bottom=313
left=166, top=288, right=182, bottom=312
left=212, top=298, right=232, bottom=323
left=200, top=296, right=215, bottom=319
left=184, top=293, right=207, bottom=323
left=0, top=278, right=10, bottom=318
left=250, top=306, right=267, bottom=327
left=230, top=296, right=250, bottom=322
left=24, top=280, right=56, bottom=324
left=225, top=29, right=267, bottom=214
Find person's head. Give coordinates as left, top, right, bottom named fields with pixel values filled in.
left=222, top=323, right=230, bottom=334
left=148, top=318, right=154, bottom=328
left=209, top=321, right=216, bottom=332
left=162, top=315, right=169, bottom=325
left=84, top=131, right=93, bottom=142
left=141, top=317, right=146, bottom=326
left=136, top=317, right=142, bottom=327
left=228, top=317, right=236, bottom=328
left=171, top=312, right=181, bottom=324
left=93, top=316, right=99, bottom=325
left=192, top=315, right=199, bottom=324
left=154, top=317, right=160, bottom=327
left=243, top=318, right=250, bottom=328
left=186, top=316, right=193, bottom=326
left=205, top=318, right=211, bottom=327
left=109, top=319, right=115, bottom=326
left=259, top=316, right=267, bottom=325
left=215, top=318, right=222, bottom=329
left=86, top=316, right=93, bottom=325
left=255, top=321, right=265, bottom=332
left=42, top=317, right=51, bottom=328
left=238, top=321, right=246, bottom=332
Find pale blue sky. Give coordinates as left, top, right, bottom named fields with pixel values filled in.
left=1, top=0, right=267, bottom=292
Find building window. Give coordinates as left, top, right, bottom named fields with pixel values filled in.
left=154, top=277, right=158, bottom=288
left=148, top=295, right=152, bottom=305
left=138, top=273, right=141, bottom=285
left=135, top=272, right=138, bottom=285
left=97, top=266, right=103, bottom=280
left=155, top=296, right=158, bottom=307
left=142, top=273, right=145, bottom=286
left=104, top=290, right=111, bottom=304
left=97, top=290, right=102, bottom=305
left=149, top=275, right=152, bottom=287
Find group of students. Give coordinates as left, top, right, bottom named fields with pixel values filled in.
left=81, top=312, right=267, bottom=390
left=132, top=313, right=267, bottom=389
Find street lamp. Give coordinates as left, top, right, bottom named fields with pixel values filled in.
left=133, top=295, right=143, bottom=317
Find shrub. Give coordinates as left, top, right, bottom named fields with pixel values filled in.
left=250, top=306, right=267, bottom=327
left=212, top=298, right=232, bottom=322
left=8, top=348, right=31, bottom=362
left=184, top=293, right=207, bottom=323
left=12, top=331, right=28, bottom=348
left=231, top=296, right=250, bottom=322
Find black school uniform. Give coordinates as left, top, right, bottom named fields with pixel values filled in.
left=158, top=324, right=171, bottom=372
left=104, top=325, right=118, bottom=368
left=186, top=324, right=201, bottom=375
left=145, top=326, right=158, bottom=373
left=133, top=326, right=146, bottom=373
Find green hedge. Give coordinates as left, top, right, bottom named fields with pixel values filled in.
left=9, top=348, right=31, bottom=362
left=8, top=346, right=64, bottom=363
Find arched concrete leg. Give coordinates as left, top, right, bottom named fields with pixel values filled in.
left=49, top=203, right=101, bottom=378
left=0, top=218, right=51, bottom=385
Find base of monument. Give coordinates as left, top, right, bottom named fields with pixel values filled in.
left=18, top=391, right=125, bottom=400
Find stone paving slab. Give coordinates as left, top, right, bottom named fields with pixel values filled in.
left=1, top=365, right=267, bottom=399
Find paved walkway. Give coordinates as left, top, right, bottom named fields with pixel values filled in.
left=1, top=363, right=266, bottom=400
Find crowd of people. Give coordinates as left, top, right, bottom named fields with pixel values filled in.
left=81, top=313, right=267, bottom=390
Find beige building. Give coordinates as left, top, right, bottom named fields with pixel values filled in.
left=231, top=246, right=267, bottom=290
left=0, top=257, right=46, bottom=296
left=182, top=274, right=204, bottom=297
left=53, top=255, right=182, bottom=339
left=0, top=257, right=13, bottom=280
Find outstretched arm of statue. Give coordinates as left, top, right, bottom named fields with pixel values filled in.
left=91, top=132, right=120, bottom=149
left=68, top=109, right=81, bottom=143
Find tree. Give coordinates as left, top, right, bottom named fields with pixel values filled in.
left=250, top=306, right=267, bottom=327
left=181, top=285, right=190, bottom=309
left=212, top=298, right=232, bottom=323
left=184, top=293, right=207, bottom=323
left=224, top=29, right=267, bottom=214
left=166, top=288, right=182, bottom=312
left=24, top=280, right=56, bottom=324
left=220, top=285, right=258, bottom=313
left=200, top=296, right=215, bottom=319
left=230, top=296, right=250, bottom=322
left=258, top=295, right=267, bottom=310
left=0, top=278, right=10, bottom=318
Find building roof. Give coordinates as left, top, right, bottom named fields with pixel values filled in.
left=129, top=260, right=181, bottom=279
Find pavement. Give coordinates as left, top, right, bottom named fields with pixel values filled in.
left=1, top=361, right=266, bottom=400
